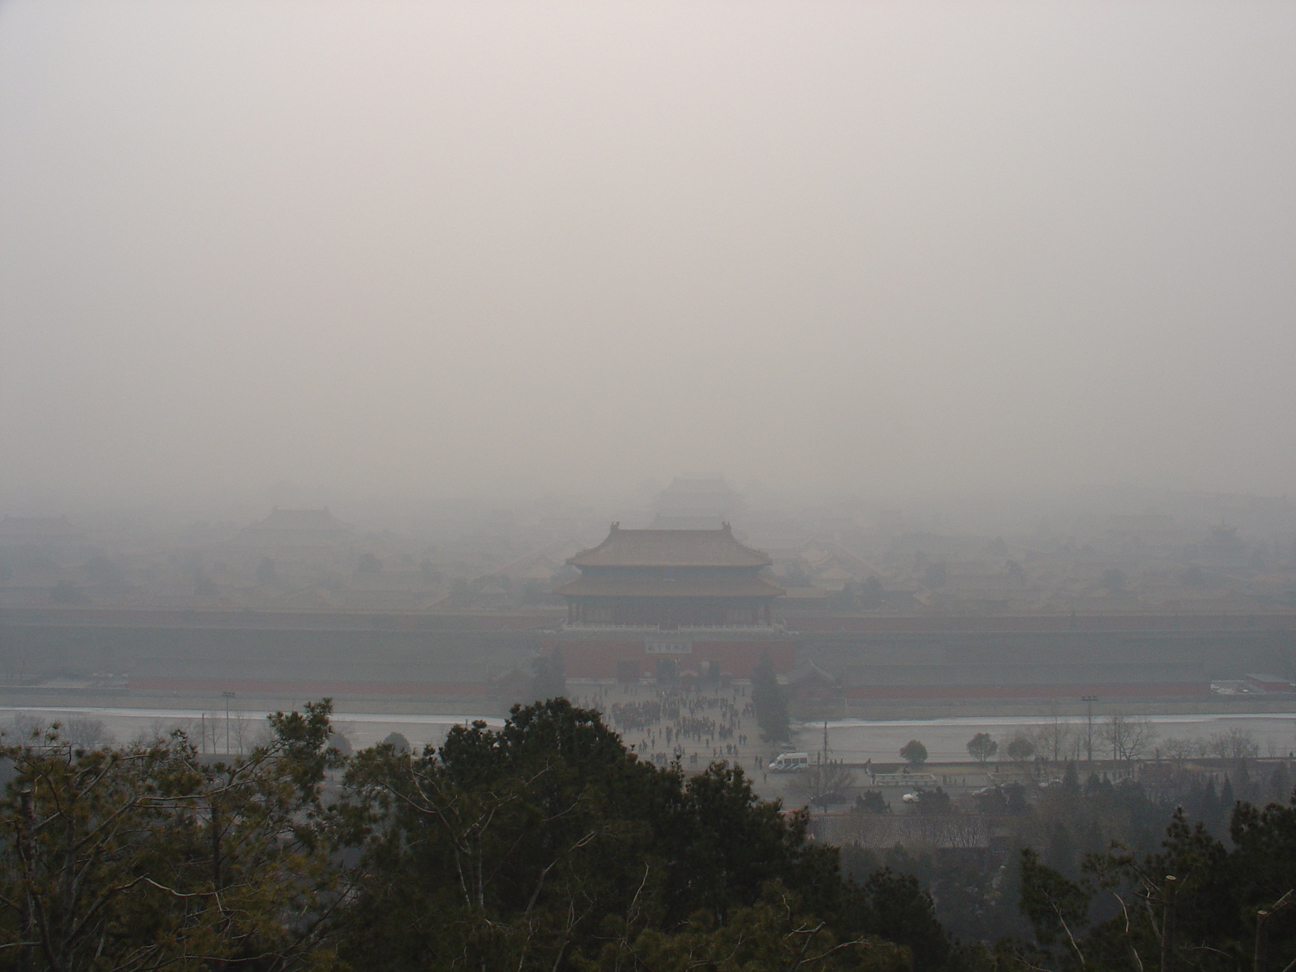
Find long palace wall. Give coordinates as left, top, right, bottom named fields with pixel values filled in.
left=796, top=615, right=1296, bottom=699
left=544, top=636, right=797, bottom=680
left=2, top=608, right=1293, bottom=701
left=0, top=608, right=547, bottom=697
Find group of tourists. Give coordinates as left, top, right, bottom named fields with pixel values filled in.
left=595, top=684, right=769, bottom=776
left=608, top=700, right=662, bottom=730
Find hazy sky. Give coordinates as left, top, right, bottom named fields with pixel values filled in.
left=2, top=1, right=1294, bottom=509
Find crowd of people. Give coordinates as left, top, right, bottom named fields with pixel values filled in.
left=608, top=700, right=662, bottom=730
left=592, top=684, right=772, bottom=775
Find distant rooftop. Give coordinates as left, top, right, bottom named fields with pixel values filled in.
left=660, top=475, right=737, bottom=496
left=568, top=523, right=772, bottom=569
left=555, top=574, right=783, bottom=598
left=247, top=508, right=351, bottom=534
left=0, top=515, right=86, bottom=540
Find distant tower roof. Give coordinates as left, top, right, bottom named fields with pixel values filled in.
left=650, top=476, right=742, bottom=530
left=246, top=508, right=351, bottom=535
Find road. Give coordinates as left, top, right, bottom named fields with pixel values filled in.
left=2, top=701, right=1293, bottom=768
left=804, top=711, right=1296, bottom=765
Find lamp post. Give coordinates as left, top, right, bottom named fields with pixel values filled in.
left=1081, top=695, right=1098, bottom=763
left=1255, top=890, right=1294, bottom=972
left=222, top=691, right=236, bottom=754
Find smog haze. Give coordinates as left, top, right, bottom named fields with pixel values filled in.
left=3, top=1, right=1295, bottom=509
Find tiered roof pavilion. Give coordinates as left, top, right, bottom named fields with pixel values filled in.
left=556, top=523, right=783, bottom=627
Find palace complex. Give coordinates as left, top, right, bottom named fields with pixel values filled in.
left=546, top=523, right=795, bottom=680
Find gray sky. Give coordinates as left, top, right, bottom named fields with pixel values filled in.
left=2, top=1, right=1294, bottom=509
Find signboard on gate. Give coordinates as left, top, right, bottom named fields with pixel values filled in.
left=646, top=640, right=693, bottom=655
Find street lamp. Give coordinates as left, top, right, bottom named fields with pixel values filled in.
left=1081, top=695, right=1098, bottom=763
left=222, top=691, right=236, bottom=754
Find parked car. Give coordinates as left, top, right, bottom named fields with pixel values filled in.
left=769, top=752, right=810, bottom=773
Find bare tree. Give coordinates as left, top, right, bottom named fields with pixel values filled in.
left=332, top=720, right=359, bottom=746
left=921, top=814, right=989, bottom=851
left=4, top=714, right=49, bottom=743
left=1034, top=714, right=1073, bottom=765
left=194, top=712, right=222, bottom=754
left=1064, top=732, right=1085, bottom=763
left=1161, top=736, right=1198, bottom=767
left=794, top=759, right=857, bottom=810
left=63, top=718, right=112, bottom=750
left=1208, top=728, right=1259, bottom=767
left=230, top=711, right=261, bottom=755
left=137, top=717, right=197, bottom=746
left=1105, top=712, right=1158, bottom=763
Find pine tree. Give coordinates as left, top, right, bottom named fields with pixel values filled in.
left=751, top=653, right=790, bottom=742
left=1198, top=777, right=1219, bottom=826
left=1270, top=762, right=1292, bottom=803
left=1083, top=819, right=1104, bottom=859
left=1219, top=776, right=1235, bottom=834
left=1061, top=760, right=1080, bottom=798
left=531, top=648, right=567, bottom=701
left=1044, top=822, right=1076, bottom=878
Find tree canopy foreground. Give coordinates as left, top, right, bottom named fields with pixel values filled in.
left=4, top=698, right=1295, bottom=972
left=0, top=699, right=948, bottom=972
